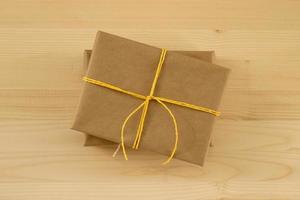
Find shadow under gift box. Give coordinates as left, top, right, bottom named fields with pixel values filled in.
left=72, top=31, right=230, bottom=165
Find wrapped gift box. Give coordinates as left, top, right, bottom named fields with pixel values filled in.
left=72, top=31, right=230, bottom=165
left=82, top=49, right=216, bottom=147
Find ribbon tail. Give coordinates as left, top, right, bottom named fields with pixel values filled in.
left=120, top=102, right=145, bottom=161
left=155, top=98, right=179, bottom=165
left=112, top=144, right=121, bottom=158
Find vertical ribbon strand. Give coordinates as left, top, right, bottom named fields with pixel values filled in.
left=132, top=48, right=168, bottom=150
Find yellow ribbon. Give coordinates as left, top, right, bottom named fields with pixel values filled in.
left=83, top=48, right=220, bottom=164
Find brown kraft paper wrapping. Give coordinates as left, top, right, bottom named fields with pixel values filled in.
left=72, top=31, right=230, bottom=165
left=82, top=50, right=216, bottom=146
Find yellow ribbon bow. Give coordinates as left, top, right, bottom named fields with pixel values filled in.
left=83, top=48, right=220, bottom=164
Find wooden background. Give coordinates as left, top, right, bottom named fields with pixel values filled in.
left=1, top=0, right=300, bottom=199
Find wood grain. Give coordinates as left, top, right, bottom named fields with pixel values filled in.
left=0, top=0, right=300, bottom=199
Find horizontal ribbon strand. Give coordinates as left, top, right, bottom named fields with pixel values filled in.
left=83, top=77, right=220, bottom=117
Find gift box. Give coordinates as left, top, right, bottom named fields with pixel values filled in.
left=72, top=31, right=230, bottom=165
left=81, top=49, right=216, bottom=147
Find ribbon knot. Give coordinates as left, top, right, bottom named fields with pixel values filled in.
left=146, top=96, right=154, bottom=100
left=82, top=48, right=220, bottom=164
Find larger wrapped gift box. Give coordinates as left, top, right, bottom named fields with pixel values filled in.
left=72, top=31, right=230, bottom=165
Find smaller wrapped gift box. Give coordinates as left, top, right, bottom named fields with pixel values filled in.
left=81, top=49, right=216, bottom=147
left=72, top=31, right=230, bottom=165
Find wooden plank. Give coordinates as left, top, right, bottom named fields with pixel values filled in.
left=1, top=0, right=300, bottom=30
left=1, top=0, right=300, bottom=199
